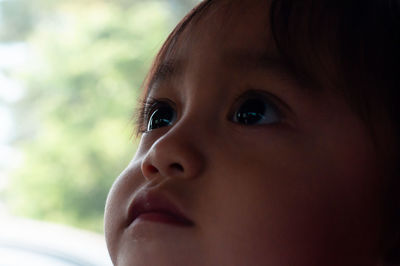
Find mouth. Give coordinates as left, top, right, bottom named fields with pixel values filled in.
left=127, top=190, right=194, bottom=227
left=135, top=211, right=193, bottom=226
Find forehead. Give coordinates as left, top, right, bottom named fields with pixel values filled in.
left=186, top=1, right=273, bottom=54
left=175, top=1, right=275, bottom=62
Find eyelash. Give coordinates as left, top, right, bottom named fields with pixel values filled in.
left=135, top=90, right=287, bottom=134
left=135, top=97, right=163, bottom=134
left=229, top=90, right=286, bottom=125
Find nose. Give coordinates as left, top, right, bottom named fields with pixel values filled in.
left=141, top=127, right=205, bottom=181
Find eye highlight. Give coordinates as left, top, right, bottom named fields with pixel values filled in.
left=148, top=105, right=176, bottom=131
left=230, top=91, right=283, bottom=126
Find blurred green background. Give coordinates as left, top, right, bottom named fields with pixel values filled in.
left=0, top=0, right=199, bottom=233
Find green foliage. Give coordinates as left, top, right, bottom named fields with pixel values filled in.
left=0, top=0, right=37, bottom=41
left=5, top=0, right=179, bottom=232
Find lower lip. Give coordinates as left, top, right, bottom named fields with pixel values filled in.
left=135, top=212, right=193, bottom=227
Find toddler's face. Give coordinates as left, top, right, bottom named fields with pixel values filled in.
left=105, top=1, right=388, bottom=265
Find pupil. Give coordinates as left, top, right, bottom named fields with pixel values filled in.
left=236, top=99, right=265, bottom=125
left=148, top=106, right=174, bottom=130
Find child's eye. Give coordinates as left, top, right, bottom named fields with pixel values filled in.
left=146, top=101, right=176, bottom=132
left=231, top=92, right=282, bottom=125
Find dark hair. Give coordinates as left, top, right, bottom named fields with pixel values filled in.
left=139, top=0, right=400, bottom=263
left=268, top=2, right=400, bottom=263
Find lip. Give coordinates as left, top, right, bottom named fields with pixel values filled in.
left=127, top=190, right=194, bottom=227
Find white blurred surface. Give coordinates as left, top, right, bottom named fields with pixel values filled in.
left=0, top=246, right=77, bottom=266
left=0, top=215, right=112, bottom=266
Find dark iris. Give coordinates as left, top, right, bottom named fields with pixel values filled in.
left=234, top=98, right=280, bottom=125
left=147, top=105, right=176, bottom=131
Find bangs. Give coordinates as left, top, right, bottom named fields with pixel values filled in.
left=270, top=0, right=400, bottom=129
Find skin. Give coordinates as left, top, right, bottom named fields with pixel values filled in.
left=105, top=1, right=392, bottom=265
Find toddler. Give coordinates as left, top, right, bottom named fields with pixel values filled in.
left=104, top=0, right=400, bottom=265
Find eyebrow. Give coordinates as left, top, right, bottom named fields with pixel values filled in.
left=223, top=50, right=309, bottom=83
left=232, top=51, right=323, bottom=93
left=148, top=59, right=182, bottom=91
left=148, top=50, right=316, bottom=93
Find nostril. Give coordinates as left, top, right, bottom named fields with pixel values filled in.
left=170, top=163, right=184, bottom=172
left=147, top=165, right=158, bottom=174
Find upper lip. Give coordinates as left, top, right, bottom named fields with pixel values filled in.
left=126, top=190, right=194, bottom=226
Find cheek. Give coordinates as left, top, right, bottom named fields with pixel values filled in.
left=104, top=160, right=144, bottom=261
left=201, top=128, right=382, bottom=264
